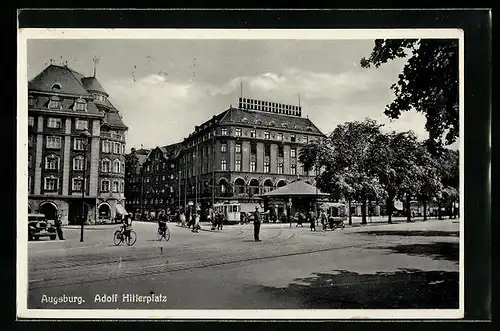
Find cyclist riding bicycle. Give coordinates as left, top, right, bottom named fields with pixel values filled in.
left=121, top=215, right=132, bottom=238
left=158, top=211, right=168, bottom=235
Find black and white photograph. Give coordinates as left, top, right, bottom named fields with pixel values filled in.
left=17, top=28, right=463, bottom=319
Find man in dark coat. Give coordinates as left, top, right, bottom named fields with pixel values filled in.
left=55, top=214, right=64, bottom=240
left=253, top=206, right=261, bottom=242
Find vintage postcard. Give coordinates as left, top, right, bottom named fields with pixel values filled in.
left=17, top=28, right=464, bottom=319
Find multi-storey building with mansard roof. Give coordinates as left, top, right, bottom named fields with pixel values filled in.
left=28, top=64, right=128, bottom=225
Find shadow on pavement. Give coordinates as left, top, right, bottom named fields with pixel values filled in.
left=373, top=242, right=459, bottom=262
left=256, top=269, right=459, bottom=309
left=355, top=230, right=459, bottom=237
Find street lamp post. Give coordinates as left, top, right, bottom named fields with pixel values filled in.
left=80, top=129, right=91, bottom=242
left=178, top=170, right=181, bottom=213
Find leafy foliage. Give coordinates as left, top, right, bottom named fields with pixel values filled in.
left=361, top=39, right=459, bottom=152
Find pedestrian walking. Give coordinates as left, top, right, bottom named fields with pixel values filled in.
left=321, top=210, right=327, bottom=230
left=296, top=211, right=304, bottom=227
left=308, top=211, right=316, bottom=231
left=180, top=210, right=186, bottom=227
left=253, top=206, right=261, bottom=242
left=192, top=210, right=200, bottom=233
left=217, top=213, right=224, bottom=231
left=55, top=214, right=64, bottom=240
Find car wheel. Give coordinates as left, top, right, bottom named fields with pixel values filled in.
left=50, top=235, right=56, bottom=240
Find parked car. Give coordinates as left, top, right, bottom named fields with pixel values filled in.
left=28, top=213, right=57, bottom=241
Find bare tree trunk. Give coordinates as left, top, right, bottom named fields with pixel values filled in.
left=348, top=199, right=352, bottom=225
left=387, top=197, right=393, bottom=224
left=423, top=198, right=427, bottom=221
left=406, top=194, right=412, bottom=223
left=361, top=198, right=367, bottom=225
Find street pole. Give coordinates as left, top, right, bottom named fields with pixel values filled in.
left=178, top=170, right=181, bottom=213
left=212, top=133, right=215, bottom=208
left=80, top=129, right=91, bottom=242
left=140, top=166, right=144, bottom=219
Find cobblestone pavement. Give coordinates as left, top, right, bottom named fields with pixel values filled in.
left=26, top=218, right=460, bottom=310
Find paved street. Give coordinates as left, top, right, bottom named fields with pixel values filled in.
left=27, top=218, right=460, bottom=310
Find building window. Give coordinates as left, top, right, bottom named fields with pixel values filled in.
left=45, top=155, right=60, bottom=170
left=28, top=176, right=31, bottom=192
left=73, top=156, right=85, bottom=171
left=102, top=141, right=111, bottom=153
left=235, top=128, right=242, bottom=137
left=291, top=134, right=296, bottom=143
left=48, top=98, right=62, bottom=110
left=28, top=154, right=32, bottom=169
left=264, top=161, right=270, bottom=173
left=28, top=116, right=35, bottom=127
left=235, top=143, right=242, bottom=154
left=75, top=119, right=88, bottom=130
left=73, top=138, right=84, bottom=151
left=278, top=146, right=284, bottom=157
left=122, top=161, right=125, bottom=174
left=46, top=136, right=62, bottom=149
left=170, top=186, right=174, bottom=193
left=170, top=174, right=174, bottom=179
left=291, top=164, right=297, bottom=175
left=120, top=181, right=124, bottom=193
left=264, top=131, right=270, bottom=139
left=265, top=145, right=270, bottom=157
left=170, top=163, right=175, bottom=169
left=74, top=99, right=87, bottom=111
left=221, top=160, right=227, bottom=171
left=302, top=136, right=308, bottom=144
left=278, top=163, right=284, bottom=174
left=113, top=181, right=119, bottom=193
left=277, top=133, right=283, bottom=141
left=101, top=159, right=111, bottom=173
left=250, top=161, right=256, bottom=172
left=72, top=177, right=84, bottom=191
left=235, top=160, right=241, bottom=171
left=221, top=128, right=227, bottom=136
left=113, top=160, right=121, bottom=173
left=221, top=143, right=227, bottom=153
left=113, top=142, right=120, bottom=154
left=47, top=118, right=61, bottom=129
left=44, top=176, right=58, bottom=191
left=291, top=148, right=297, bottom=158
left=94, top=93, right=106, bottom=102
left=28, top=96, right=36, bottom=108
left=101, top=180, right=110, bottom=192
left=250, top=130, right=256, bottom=138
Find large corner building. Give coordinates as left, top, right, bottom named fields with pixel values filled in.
left=126, top=97, right=326, bottom=218
left=28, top=64, right=128, bottom=225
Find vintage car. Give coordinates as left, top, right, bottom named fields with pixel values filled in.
left=28, top=213, right=57, bottom=241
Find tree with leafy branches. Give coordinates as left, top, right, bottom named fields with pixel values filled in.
left=300, top=118, right=385, bottom=225
left=361, top=39, right=459, bottom=154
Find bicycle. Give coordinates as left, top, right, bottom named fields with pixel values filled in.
left=113, top=226, right=137, bottom=246
left=157, top=224, right=171, bottom=241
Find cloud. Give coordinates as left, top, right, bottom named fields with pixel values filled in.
left=103, top=67, right=430, bottom=151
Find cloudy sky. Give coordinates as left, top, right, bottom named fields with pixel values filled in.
left=27, top=38, right=438, bottom=151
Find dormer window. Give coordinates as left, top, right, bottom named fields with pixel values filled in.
left=28, top=95, right=36, bottom=108
left=94, top=93, right=106, bottom=102
left=269, top=121, right=275, bottom=127
left=241, top=117, right=248, bottom=123
left=73, top=98, right=87, bottom=111
left=48, top=96, right=62, bottom=110
left=255, top=120, right=262, bottom=125
left=281, top=123, right=288, bottom=128
left=51, top=83, right=62, bottom=91
left=306, top=126, right=313, bottom=132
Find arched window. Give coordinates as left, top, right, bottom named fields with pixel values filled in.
left=122, top=161, right=126, bottom=174
left=44, top=154, right=60, bottom=170
left=72, top=155, right=85, bottom=171
left=112, top=181, right=119, bottom=193
left=101, top=159, right=111, bottom=173
left=281, top=123, right=288, bottom=128
left=51, top=83, right=62, bottom=90
left=269, top=121, right=275, bottom=127
left=113, top=159, right=121, bottom=173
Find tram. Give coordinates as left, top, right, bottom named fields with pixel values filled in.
left=213, top=202, right=261, bottom=224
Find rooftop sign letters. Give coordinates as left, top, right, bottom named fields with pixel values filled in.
left=238, top=97, right=302, bottom=117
